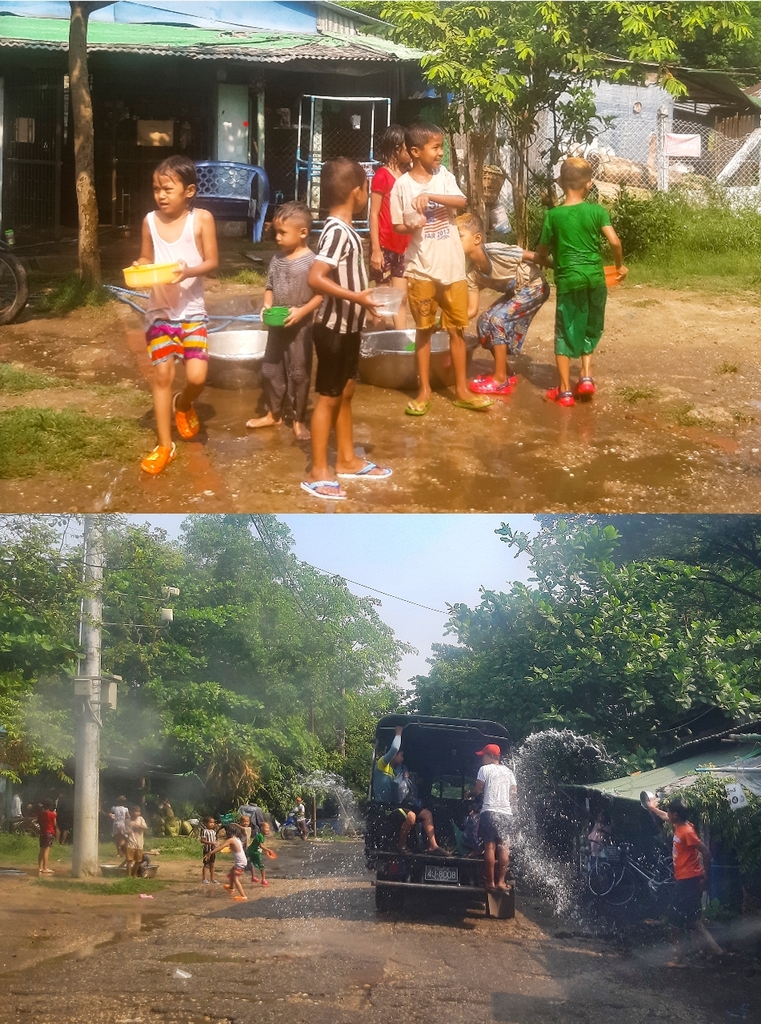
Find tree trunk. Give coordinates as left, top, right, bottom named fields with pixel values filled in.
left=68, top=2, right=101, bottom=287
left=509, top=136, right=530, bottom=248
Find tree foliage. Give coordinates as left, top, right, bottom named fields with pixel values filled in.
left=0, top=516, right=409, bottom=811
left=413, top=518, right=761, bottom=771
left=359, top=2, right=753, bottom=241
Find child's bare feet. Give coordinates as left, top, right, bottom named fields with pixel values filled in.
left=246, top=412, right=281, bottom=429
left=293, top=421, right=310, bottom=441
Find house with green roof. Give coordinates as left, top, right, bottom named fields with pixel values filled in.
left=0, top=1, right=424, bottom=235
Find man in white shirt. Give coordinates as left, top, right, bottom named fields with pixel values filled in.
left=474, top=743, right=517, bottom=891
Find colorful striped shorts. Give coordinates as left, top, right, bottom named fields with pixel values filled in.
left=146, top=318, right=208, bottom=364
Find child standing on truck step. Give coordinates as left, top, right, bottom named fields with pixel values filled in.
left=246, top=202, right=321, bottom=441
left=135, top=154, right=218, bottom=475
left=536, top=156, right=626, bottom=407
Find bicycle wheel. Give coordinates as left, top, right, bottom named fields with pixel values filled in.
left=587, top=858, right=617, bottom=897
left=0, top=252, right=28, bottom=325
left=600, top=866, right=636, bottom=906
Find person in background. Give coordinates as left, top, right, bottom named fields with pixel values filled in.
left=369, top=123, right=411, bottom=330
left=474, top=744, right=517, bottom=891
left=587, top=809, right=613, bottom=857
left=293, top=797, right=309, bottom=840
left=55, top=789, right=74, bottom=845
left=37, top=798, right=57, bottom=875
left=238, top=799, right=265, bottom=833
left=646, top=796, right=725, bottom=967
left=11, top=791, right=22, bottom=821
left=126, top=805, right=148, bottom=877
left=201, top=816, right=219, bottom=884
left=110, top=795, right=130, bottom=858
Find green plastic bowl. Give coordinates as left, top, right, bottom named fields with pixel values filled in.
left=262, top=306, right=290, bottom=327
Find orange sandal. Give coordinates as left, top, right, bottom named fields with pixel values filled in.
left=140, top=442, right=177, bottom=475
left=173, top=394, right=200, bottom=439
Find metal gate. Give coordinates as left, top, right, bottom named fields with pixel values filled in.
left=2, top=70, right=63, bottom=236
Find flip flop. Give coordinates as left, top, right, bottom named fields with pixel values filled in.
left=452, top=397, right=493, bottom=411
left=300, top=480, right=347, bottom=501
left=337, top=462, right=392, bottom=480
left=405, top=400, right=431, bottom=417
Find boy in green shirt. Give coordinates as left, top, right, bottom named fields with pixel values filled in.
left=536, top=157, right=627, bottom=406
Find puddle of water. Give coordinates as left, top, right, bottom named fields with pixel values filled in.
left=0, top=868, right=27, bottom=876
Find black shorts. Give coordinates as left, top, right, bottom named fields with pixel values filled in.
left=203, top=851, right=216, bottom=867
left=39, top=832, right=55, bottom=849
left=668, top=876, right=703, bottom=928
left=313, top=324, right=361, bottom=397
left=479, top=811, right=512, bottom=845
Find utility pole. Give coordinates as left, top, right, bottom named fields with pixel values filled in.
left=72, top=514, right=104, bottom=877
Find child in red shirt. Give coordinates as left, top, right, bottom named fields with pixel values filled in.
left=37, top=799, right=57, bottom=875
left=369, top=124, right=410, bottom=330
left=647, top=796, right=725, bottom=966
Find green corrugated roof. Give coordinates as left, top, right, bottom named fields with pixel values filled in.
left=580, top=741, right=761, bottom=801
left=0, top=15, right=421, bottom=61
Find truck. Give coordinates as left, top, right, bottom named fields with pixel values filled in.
left=365, top=714, right=515, bottom=918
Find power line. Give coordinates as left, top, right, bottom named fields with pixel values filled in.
left=302, top=562, right=447, bottom=615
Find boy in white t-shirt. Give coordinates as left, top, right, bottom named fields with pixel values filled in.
left=474, top=743, right=517, bottom=890
left=390, top=122, right=492, bottom=416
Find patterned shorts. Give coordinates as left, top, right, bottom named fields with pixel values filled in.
left=477, top=279, right=550, bottom=354
left=146, top=318, right=208, bottom=364
left=478, top=811, right=513, bottom=845
left=370, top=248, right=406, bottom=284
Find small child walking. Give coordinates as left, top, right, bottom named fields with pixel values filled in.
left=37, top=799, right=56, bottom=875
left=126, top=805, right=148, bottom=877
left=457, top=212, right=550, bottom=396
left=200, top=816, right=218, bottom=884
left=247, top=821, right=273, bottom=886
left=536, top=157, right=627, bottom=406
left=135, top=155, right=218, bottom=473
left=208, top=824, right=249, bottom=901
left=390, top=122, right=491, bottom=415
left=246, top=202, right=321, bottom=441
left=303, top=158, right=390, bottom=501
left=369, top=124, right=411, bottom=330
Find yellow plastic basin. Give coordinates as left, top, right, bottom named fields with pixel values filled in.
left=123, top=262, right=180, bottom=289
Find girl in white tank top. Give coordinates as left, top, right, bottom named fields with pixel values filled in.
left=145, top=209, right=206, bottom=323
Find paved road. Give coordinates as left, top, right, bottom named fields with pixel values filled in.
left=0, top=842, right=758, bottom=1023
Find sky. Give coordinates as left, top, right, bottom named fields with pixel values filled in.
left=127, top=514, right=539, bottom=686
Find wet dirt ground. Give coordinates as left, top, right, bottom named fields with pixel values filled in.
left=2, top=245, right=761, bottom=512
left=0, top=841, right=758, bottom=1024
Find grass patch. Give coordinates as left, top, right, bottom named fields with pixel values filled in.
left=0, top=407, right=144, bottom=478
left=0, top=835, right=129, bottom=865
left=39, top=274, right=113, bottom=315
left=667, top=402, right=716, bottom=429
left=717, top=360, right=740, bottom=375
left=36, top=877, right=166, bottom=895
left=0, top=363, right=65, bottom=394
left=219, top=268, right=267, bottom=286
left=150, top=835, right=203, bottom=859
left=618, top=385, right=658, bottom=404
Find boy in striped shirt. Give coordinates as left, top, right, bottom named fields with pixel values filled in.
left=304, top=158, right=392, bottom=501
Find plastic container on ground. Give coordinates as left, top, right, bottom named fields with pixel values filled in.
left=262, top=305, right=290, bottom=326
left=123, top=262, right=180, bottom=288
left=359, top=329, right=478, bottom=390
left=370, top=286, right=404, bottom=318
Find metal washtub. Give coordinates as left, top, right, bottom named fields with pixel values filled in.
left=359, top=330, right=478, bottom=390
left=207, top=329, right=268, bottom=390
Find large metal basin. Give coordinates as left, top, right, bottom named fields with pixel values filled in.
left=206, top=329, right=268, bottom=390
left=359, top=329, right=478, bottom=390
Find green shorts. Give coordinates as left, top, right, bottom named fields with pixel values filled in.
left=554, top=284, right=607, bottom=359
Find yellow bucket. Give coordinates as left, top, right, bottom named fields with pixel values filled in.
left=123, top=262, right=180, bottom=289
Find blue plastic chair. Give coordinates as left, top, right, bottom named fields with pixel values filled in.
left=194, top=161, right=270, bottom=243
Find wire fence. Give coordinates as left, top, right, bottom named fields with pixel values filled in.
left=483, top=107, right=761, bottom=220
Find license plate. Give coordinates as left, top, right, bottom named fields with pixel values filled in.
left=424, top=864, right=459, bottom=884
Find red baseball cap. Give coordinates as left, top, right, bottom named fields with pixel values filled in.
left=476, top=743, right=501, bottom=758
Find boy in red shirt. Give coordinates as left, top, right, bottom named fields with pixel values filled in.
left=37, top=798, right=57, bottom=875
left=647, top=796, right=725, bottom=966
